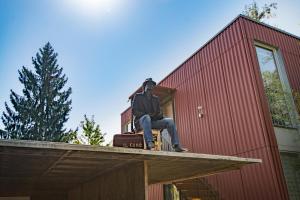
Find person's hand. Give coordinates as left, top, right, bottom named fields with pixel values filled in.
left=157, top=113, right=163, bottom=120
left=149, top=112, right=156, bottom=117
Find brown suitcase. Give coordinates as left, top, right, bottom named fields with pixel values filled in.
left=113, top=132, right=144, bottom=149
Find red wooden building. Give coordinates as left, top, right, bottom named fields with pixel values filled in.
left=121, top=15, right=300, bottom=200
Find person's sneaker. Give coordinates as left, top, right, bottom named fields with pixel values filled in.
left=146, top=141, right=155, bottom=150
left=173, top=144, right=188, bottom=152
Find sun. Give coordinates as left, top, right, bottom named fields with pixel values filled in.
left=65, top=0, right=120, bottom=19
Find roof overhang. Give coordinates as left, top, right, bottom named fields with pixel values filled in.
left=0, top=139, right=261, bottom=197
left=128, top=85, right=176, bottom=102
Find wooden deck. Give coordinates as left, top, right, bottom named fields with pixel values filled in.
left=0, top=139, right=261, bottom=199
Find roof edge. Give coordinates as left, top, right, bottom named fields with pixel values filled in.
left=156, top=14, right=241, bottom=86
left=122, top=14, right=300, bottom=114
left=0, top=139, right=262, bottom=163
left=157, top=14, right=300, bottom=86
left=121, top=106, right=131, bottom=115
left=240, top=14, right=300, bottom=40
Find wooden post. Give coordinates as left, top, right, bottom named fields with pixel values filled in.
left=144, top=161, right=149, bottom=200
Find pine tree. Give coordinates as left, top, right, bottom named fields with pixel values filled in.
left=0, top=129, right=7, bottom=139
left=1, top=42, right=72, bottom=141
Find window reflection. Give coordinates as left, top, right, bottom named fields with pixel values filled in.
left=256, top=46, right=293, bottom=127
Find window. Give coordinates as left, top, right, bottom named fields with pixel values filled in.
left=123, top=121, right=131, bottom=133
left=255, top=44, right=298, bottom=128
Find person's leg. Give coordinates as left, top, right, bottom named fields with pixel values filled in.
left=139, top=114, right=153, bottom=144
left=151, top=118, right=180, bottom=146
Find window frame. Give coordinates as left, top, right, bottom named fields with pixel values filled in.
left=254, top=42, right=299, bottom=129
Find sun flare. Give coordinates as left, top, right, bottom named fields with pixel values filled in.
left=65, top=0, right=121, bottom=19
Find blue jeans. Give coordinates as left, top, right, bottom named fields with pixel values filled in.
left=139, top=114, right=180, bottom=146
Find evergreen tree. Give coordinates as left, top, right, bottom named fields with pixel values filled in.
left=1, top=42, right=72, bottom=141
left=0, top=129, right=8, bottom=139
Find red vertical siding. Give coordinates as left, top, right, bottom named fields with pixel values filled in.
left=121, top=107, right=131, bottom=133
left=242, top=18, right=300, bottom=90
left=239, top=17, right=296, bottom=200
left=218, top=19, right=244, bottom=54
left=174, top=83, right=194, bottom=151
left=203, top=58, right=237, bottom=156
left=148, top=184, right=163, bottom=200
left=220, top=40, right=266, bottom=153
left=242, top=38, right=278, bottom=148
left=215, top=170, right=245, bottom=200
left=186, top=70, right=212, bottom=154
left=242, top=18, right=299, bottom=55
left=239, top=147, right=286, bottom=199
left=121, top=15, right=299, bottom=200
left=281, top=52, right=300, bottom=90
left=198, top=38, right=220, bottom=67
left=188, top=53, right=202, bottom=78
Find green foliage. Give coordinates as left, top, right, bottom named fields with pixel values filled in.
left=293, top=91, right=300, bottom=118
left=262, top=70, right=292, bottom=126
left=63, top=115, right=105, bottom=145
left=242, top=1, right=277, bottom=22
left=262, top=70, right=300, bottom=128
left=81, top=115, right=105, bottom=145
left=61, top=128, right=81, bottom=144
left=1, top=42, right=72, bottom=141
left=0, top=129, right=7, bottom=139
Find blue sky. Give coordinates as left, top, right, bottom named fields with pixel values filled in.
left=1, top=0, right=299, bottom=143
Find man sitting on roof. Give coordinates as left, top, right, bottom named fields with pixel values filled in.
left=132, top=78, right=188, bottom=152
